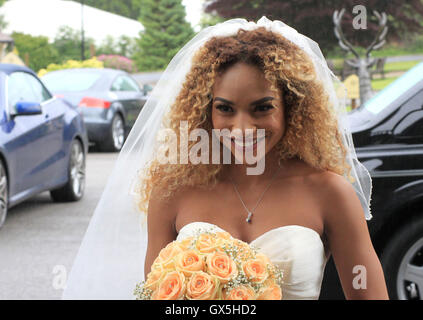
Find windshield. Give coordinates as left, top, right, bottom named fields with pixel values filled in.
left=362, top=62, right=423, bottom=115
left=42, top=70, right=101, bottom=92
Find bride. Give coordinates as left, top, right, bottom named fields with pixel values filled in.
left=63, top=16, right=388, bottom=300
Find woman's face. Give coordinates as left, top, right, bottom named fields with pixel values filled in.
left=211, top=62, right=286, bottom=164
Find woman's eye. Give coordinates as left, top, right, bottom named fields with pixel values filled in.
left=254, top=104, right=274, bottom=112
left=216, top=104, right=233, bottom=112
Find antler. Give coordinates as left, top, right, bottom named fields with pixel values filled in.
left=333, top=8, right=360, bottom=58
left=365, top=10, right=388, bottom=58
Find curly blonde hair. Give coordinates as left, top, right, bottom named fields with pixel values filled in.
left=135, top=26, right=352, bottom=213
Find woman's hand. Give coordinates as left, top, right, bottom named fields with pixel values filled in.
left=321, top=172, right=389, bottom=300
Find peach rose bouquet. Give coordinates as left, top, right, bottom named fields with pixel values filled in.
left=134, top=230, right=284, bottom=300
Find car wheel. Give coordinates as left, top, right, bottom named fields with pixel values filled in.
left=98, top=113, right=125, bottom=152
left=381, top=215, right=423, bottom=300
left=0, top=161, right=8, bottom=229
left=50, top=139, right=85, bottom=202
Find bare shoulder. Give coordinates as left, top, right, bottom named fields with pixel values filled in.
left=148, top=184, right=201, bottom=220
left=285, top=158, right=367, bottom=227
left=147, top=186, right=180, bottom=227
left=310, top=169, right=368, bottom=233
left=313, top=169, right=356, bottom=198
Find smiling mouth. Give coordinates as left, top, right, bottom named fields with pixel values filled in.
left=230, top=135, right=267, bottom=149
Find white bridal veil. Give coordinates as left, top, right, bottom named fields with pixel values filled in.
left=62, top=16, right=373, bottom=299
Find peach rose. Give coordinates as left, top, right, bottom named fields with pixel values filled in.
left=242, top=258, right=269, bottom=283
left=175, top=250, right=205, bottom=276
left=195, top=233, right=219, bottom=253
left=144, top=266, right=164, bottom=291
left=233, top=239, right=250, bottom=250
left=206, top=251, right=238, bottom=283
left=257, top=282, right=282, bottom=300
left=178, top=237, right=195, bottom=250
left=255, top=252, right=271, bottom=265
left=186, top=271, right=219, bottom=300
left=224, top=285, right=256, bottom=300
left=151, top=271, right=186, bottom=300
left=214, top=232, right=231, bottom=248
left=215, top=231, right=231, bottom=240
left=153, top=241, right=184, bottom=268
left=232, top=239, right=252, bottom=259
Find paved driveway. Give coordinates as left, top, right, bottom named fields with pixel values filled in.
left=0, top=152, right=118, bottom=300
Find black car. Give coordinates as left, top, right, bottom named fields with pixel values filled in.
left=320, top=62, right=423, bottom=300
left=42, top=68, right=148, bottom=152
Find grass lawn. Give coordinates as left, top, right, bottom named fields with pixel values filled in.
left=370, top=46, right=423, bottom=58
left=344, top=77, right=398, bottom=110
left=331, top=60, right=419, bottom=91
left=327, top=44, right=423, bottom=60
left=384, top=60, right=421, bottom=73
left=331, top=60, right=421, bottom=75
left=371, top=77, right=398, bottom=91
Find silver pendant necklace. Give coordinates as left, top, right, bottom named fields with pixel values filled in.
left=230, top=165, right=281, bottom=223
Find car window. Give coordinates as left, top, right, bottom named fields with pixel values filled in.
left=394, top=111, right=423, bottom=137
left=362, top=62, right=423, bottom=115
left=393, top=90, right=423, bottom=137
left=7, top=72, right=50, bottom=110
left=24, top=72, right=52, bottom=103
left=8, top=72, right=34, bottom=109
left=111, top=76, right=140, bottom=92
left=401, top=114, right=423, bottom=137
left=42, top=71, right=101, bottom=92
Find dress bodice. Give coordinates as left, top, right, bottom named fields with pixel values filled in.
left=177, top=221, right=330, bottom=300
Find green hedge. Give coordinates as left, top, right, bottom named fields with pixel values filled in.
left=12, top=32, right=59, bottom=72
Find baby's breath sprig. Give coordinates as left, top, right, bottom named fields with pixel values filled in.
left=222, top=268, right=250, bottom=292
left=221, top=242, right=238, bottom=261
left=267, top=264, right=284, bottom=286
left=134, top=280, right=153, bottom=300
left=193, top=226, right=217, bottom=238
left=187, top=237, right=197, bottom=250
left=250, top=281, right=265, bottom=293
left=249, top=244, right=261, bottom=255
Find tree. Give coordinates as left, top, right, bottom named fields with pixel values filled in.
left=0, top=13, right=7, bottom=31
left=133, top=0, right=195, bottom=71
left=52, top=26, right=95, bottom=63
left=116, top=35, right=138, bottom=57
left=204, top=0, right=423, bottom=54
left=199, top=11, right=226, bottom=29
left=82, top=0, right=141, bottom=20
left=96, top=35, right=119, bottom=56
left=95, top=35, right=137, bottom=57
left=0, top=0, right=8, bottom=30
left=12, top=32, right=59, bottom=71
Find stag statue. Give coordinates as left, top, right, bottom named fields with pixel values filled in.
left=333, top=8, right=388, bottom=104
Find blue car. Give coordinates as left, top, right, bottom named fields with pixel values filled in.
left=0, top=64, right=88, bottom=228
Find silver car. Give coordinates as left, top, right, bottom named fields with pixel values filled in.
left=42, top=68, right=148, bottom=152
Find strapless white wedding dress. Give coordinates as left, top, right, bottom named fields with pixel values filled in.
left=177, top=221, right=330, bottom=300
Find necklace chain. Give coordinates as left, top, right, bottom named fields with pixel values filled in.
left=230, top=166, right=281, bottom=223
